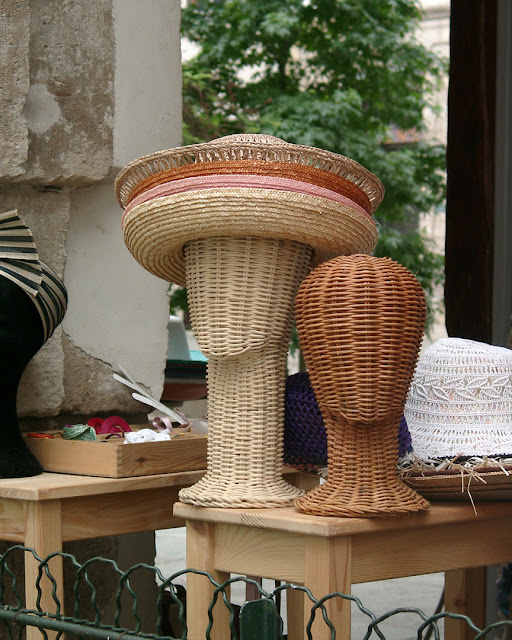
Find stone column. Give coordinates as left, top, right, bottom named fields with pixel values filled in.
left=0, top=0, right=182, bottom=632
left=0, top=0, right=181, bottom=419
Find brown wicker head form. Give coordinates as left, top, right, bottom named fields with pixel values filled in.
left=294, top=254, right=429, bottom=517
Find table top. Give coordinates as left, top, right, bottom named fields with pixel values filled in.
left=173, top=500, right=512, bottom=537
left=0, top=467, right=304, bottom=502
left=0, top=470, right=206, bottom=501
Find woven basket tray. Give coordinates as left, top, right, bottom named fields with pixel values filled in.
left=402, top=465, right=512, bottom=501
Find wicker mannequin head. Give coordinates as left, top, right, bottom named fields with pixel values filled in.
left=178, top=235, right=312, bottom=507
left=116, top=134, right=384, bottom=508
left=294, top=254, right=429, bottom=517
left=184, top=237, right=310, bottom=358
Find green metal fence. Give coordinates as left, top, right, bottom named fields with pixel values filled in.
left=0, top=545, right=511, bottom=639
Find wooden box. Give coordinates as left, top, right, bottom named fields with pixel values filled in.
left=25, top=429, right=207, bottom=478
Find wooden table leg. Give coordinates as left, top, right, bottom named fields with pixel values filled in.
left=287, top=586, right=306, bottom=640
left=186, top=519, right=231, bottom=640
left=302, top=536, right=352, bottom=640
left=445, top=567, right=486, bottom=640
left=24, top=500, right=64, bottom=640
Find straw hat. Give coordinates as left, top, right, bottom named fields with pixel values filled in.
left=0, top=210, right=67, bottom=343
left=405, top=337, right=512, bottom=458
left=114, top=134, right=384, bottom=209
left=115, top=134, right=384, bottom=286
left=401, top=337, right=512, bottom=501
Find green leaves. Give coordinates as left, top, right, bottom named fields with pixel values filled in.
left=374, top=227, right=445, bottom=333
left=260, top=10, right=300, bottom=38
left=181, top=0, right=447, bottom=328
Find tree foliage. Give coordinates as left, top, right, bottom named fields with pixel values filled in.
left=180, top=0, right=447, bottom=330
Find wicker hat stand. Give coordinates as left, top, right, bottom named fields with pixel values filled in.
left=115, top=133, right=384, bottom=508
left=178, top=236, right=312, bottom=507
left=294, top=255, right=430, bottom=517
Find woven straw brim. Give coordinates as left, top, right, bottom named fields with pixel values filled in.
left=401, top=464, right=512, bottom=502
left=122, top=188, right=378, bottom=286
left=122, top=174, right=371, bottom=223
left=115, top=138, right=384, bottom=212
left=123, top=160, right=374, bottom=214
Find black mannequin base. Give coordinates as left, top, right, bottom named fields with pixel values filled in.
left=0, top=278, right=45, bottom=478
left=0, top=440, right=43, bottom=477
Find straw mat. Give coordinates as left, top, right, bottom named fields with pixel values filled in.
left=122, top=188, right=378, bottom=286
left=114, top=134, right=384, bottom=212
left=178, top=236, right=312, bottom=507
left=294, top=254, right=429, bottom=517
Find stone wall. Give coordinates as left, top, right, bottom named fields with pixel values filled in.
left=0, top=0, right=182, bottom=420
left=0, top=1, right=182, bottom=632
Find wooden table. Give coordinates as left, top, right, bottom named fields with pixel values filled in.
left=0, top=470, right=205, bottom=639
left=174, top=501, right=512, bottom=640
left=0, top=468, right=311, bottom=640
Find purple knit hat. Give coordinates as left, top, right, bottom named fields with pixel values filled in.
left=284, top=372, right=412, bottom=469
left=398, top=414, right=413, bottom=457
left=284, top=372, right=327, bottom=469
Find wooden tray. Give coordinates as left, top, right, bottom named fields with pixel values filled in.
left=402, top=466, right=512, bottom=502
left=25, top=428, right=207, bottom=478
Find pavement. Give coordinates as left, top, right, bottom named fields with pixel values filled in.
left=155, top=527, right=445, bottom=639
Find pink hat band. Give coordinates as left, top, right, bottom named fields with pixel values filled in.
left=121, top=174, right=373, bottom=226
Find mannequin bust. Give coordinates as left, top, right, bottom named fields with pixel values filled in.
left=0, top=277, right=45, bottom=477
left=294, top=254, right=429, bottom=517
left=0, top=209, right=68, bottom=478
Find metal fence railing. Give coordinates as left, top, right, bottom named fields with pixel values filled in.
left=0, top=545, right=511, bottom=639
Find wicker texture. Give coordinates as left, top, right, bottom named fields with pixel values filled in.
left=178, top=236, right=312, bottom=507
left=116, top=134, right=384, bottom=508
left=124, top=160, right=373, bottom=214
left=122, top=188, right=377, bottom=286
left=122, top=174, right=371, bottom=222
left=284, top=374, right=413, bottom=470
left=294, top=255, right=429, bottom=517
left=402, top=466, right=512, bottom=501
left=114, top=134, right=384, bottom=211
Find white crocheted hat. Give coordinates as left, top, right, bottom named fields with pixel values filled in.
left=404, top=337, right=512, bottom=459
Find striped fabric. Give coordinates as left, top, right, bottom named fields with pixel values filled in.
left=0, top=210, right=42, bottom=296
left=0, top=210, right=67, bottom=343
left=33, top=261, right=68, bottom=343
